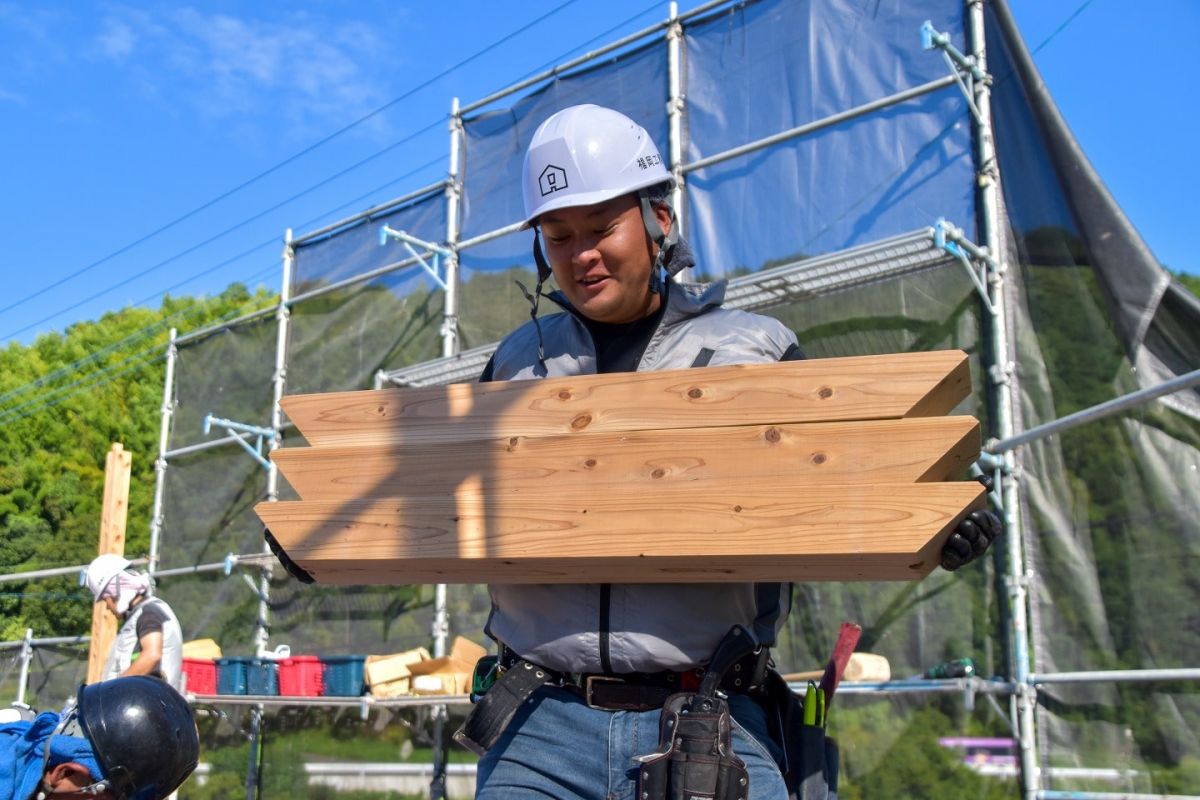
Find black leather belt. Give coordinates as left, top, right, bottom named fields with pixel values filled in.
left=499, top=647, right=768, bottom=711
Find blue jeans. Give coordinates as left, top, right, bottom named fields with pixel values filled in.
left=476, top=686, right=789, bottom=799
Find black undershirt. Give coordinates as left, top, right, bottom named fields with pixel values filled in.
left=580, top=296, right=667, bottom=374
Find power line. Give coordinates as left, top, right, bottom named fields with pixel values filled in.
left=0, top=155, right=443, bottom=418
left=1031, top=0, right=1098, bottom=55
left=1, top=0, right=583, bottom=325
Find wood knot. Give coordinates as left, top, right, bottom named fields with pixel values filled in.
left=584, top=458, right=597, bottom=468
left=558, top=390, right=572, bottom=401
left=508, top=436, right=520, bottom=451
left=687, top=387, right=703, bottom=399
left=908, top=561, right=925, bottom=570
left=570, top=413, right=592, bottom=430
left=733, top=505, right=743, bottom=513
left=811, top=452, right=827, bottom=465
left=376, top=405, right=386, bottom=414
left=765, top=427, right=781, bottom=443
left=817, top=386, right=833, bottom=399
left=651, top=468, right=666, bottom=479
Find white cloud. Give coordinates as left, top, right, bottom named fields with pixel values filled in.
left=89, top=5, right=403, bottom=140
left=94, top=18, right=137, bottom=61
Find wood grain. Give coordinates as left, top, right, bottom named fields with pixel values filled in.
left=272, top=416, right=980, bottom=501
left=256, top=482, right=985, bottom=584
left=281, top=351, right=971, bottom=447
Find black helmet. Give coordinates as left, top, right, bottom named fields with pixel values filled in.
left=76, top=676, right=200, bottom=800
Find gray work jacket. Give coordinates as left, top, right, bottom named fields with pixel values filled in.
left=484, top=280, right=799, bottom=674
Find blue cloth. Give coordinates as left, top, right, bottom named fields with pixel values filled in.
left=476, top=688, right=788, bottom=799
left=0, top=712, right=105, bottom=800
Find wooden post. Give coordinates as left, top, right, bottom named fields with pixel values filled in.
left=86, top=443, right=133, bottom=685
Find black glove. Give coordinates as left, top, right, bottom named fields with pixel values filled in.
left=940, top=509, right=1001, bottom=571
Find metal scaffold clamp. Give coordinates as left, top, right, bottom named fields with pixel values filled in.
left=933, top=218, right=997, bottom=316
left=921, top=20, right=990, bottom=124
left=202, top=414, right=279, bottom=471
left=379, top=225, right=452, bottom=290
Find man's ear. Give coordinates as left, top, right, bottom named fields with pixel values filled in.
left=45, top=761, right=96, bottom=791
left=652, top=203, right=674, bottom=239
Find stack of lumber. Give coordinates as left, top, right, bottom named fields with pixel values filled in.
left=257, top=350, right=984, bottom=584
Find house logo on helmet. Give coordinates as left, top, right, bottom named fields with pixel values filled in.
left=538, top=164, right=568, bottom=196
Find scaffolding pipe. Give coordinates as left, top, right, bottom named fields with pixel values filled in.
left=683, top=76, right=955, bottom=174
left=257, top=229, right=294, bottom=659
left=286, top=253, right=425, bottom=307
left=0, top=558, right=148, bottom=585
left=1031, top=668, right=1200, bottom=685
left=666, top=1, right=685, bottom=240
left=0, top=635, right=90, bottom=651
left=1037, top=793, right=1200, bottom=800
left=443, top=97, right=463, bottom=361
left=148, top=328, right=178, bottom=574
left=175, top=305, right=278, bottom=347
left=962, top=3, right=1040, bottom=798
left=989, top=368, right=1200, bottom=454
left=290, top=181, right=447, bottom=248
left=458, top=0, right=732, bottom=116
left=15, top=629, right=32, bottom=705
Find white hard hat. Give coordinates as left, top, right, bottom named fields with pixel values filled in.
left=522, top=104, right=672, bottom=225
left=86, top=554, right=132, bottom=600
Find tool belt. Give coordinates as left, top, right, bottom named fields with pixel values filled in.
left=454, top=630, right=769, bottom=756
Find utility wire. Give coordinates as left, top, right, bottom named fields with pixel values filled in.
left=2, top=120, right=446, bottom=343
left=1, top=0, right=664, bottom=409
left=0, top=156, right=441, bottom=419
left=1031, top=0, right=1098, bottom=55
left=1, top=0, right=583, bottom=324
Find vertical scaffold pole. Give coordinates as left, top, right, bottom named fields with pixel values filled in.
left=966, top=3, right=1039, bottom=798
left=262, top=229, right=294, bottom=650
left=442, top=97, right=464, bottom=361
left=666, top=1, right=686, bottom=240
left=16, top=628, right=33, bottom=705
left=148, top=328, right=178, bottom=575
left=428, top=99, right=465, bottom=800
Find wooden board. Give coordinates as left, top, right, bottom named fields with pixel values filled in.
left=281, top=351, right=971, bottom=447
left=256, top=482, right=985, bottom=583
left=261, top=350, right=983, bottom=584
left=88, top=443, right=131, bottom=684
left=272, top=416, right=980, bottom=501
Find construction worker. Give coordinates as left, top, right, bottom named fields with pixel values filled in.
left=0, top=675, right=199, bottom=800
left=84, top=556, right=184, bottom=691
left=457, top=104, right=1001, bottom=799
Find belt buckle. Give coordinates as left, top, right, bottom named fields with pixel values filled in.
left=583, top=674, right=624, bottom=709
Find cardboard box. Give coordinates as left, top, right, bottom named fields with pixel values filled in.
left=408, top=637, right=487, bottom=695
left=181, top=638, right=222, bottom=659
left=365, top=647, right=430, bottom=697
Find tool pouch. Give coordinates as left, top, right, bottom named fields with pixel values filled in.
left=760, top=670, right=840, bottom=800
left=636, top=692, right=751, bottom=800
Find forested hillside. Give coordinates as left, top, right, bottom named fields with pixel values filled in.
left=0, top=285, right=277, bottom=642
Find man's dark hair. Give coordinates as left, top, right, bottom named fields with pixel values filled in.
left=643, top=180, right=674, bottom=209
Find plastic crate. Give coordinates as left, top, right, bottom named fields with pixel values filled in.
left=216, top=658, right=247, bottom=695
left=216, top=658, right=278, bottom=696
left=248, top=660, right=278, bottom=695
left=181, top=658, right=217, bottom=695
left=321, top=655, right=366, bottom=696
left=278, top=656, right=324, bottom=697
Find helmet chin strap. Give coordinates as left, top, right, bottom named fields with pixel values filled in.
left=637, top=191, right=679, bottom=294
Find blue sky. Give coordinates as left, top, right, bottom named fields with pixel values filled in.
left=0, top=0, right=1195, bottom=346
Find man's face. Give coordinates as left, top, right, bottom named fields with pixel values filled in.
left=538, top=194, right=673, bottom=324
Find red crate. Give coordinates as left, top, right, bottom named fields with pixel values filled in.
left=181, top=658, right=217, bottom=694
left=278, top=656, right=324, bottom=696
